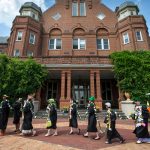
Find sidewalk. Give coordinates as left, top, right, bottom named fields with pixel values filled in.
left=0, top=119, right=149, bottom=150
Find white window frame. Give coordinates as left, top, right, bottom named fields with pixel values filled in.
left=16, top=31, right=23, bottom=41
left=72, top=2, right=78, bottom=16
left=29, top=33, right=36, bottom=44
left=49, top=39, right=62, bottom=50
left=136, top=31, right=143, bottom=41
left=80, top=2, right=86, bottom=16
left=123, top=33, right=130, bottom=44
left=97, top=38, right=110, bottom=50
left=73, top=38, right=86, bottom=50
left=13, top=49, right=20, bottom=57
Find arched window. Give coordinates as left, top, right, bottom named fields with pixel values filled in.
left=73, top=28, right=86, bottom=50
left=96, top=28, right=110, bottom=50
left=49, top=28, right=62, bottom=50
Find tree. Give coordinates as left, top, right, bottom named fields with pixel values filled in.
left=0, top=54, right=48, bottom=99
left=110, top=51, right=150, bottom=104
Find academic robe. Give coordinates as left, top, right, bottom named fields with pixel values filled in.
left=69, top=103, right=78, bottom=128
left=47, top=104, right=57, bottom=129
left=21, top=101, right=34, bottom=133
left=104, top=110, right=123, bottom=143
left=87, top=103, right=97, bottom=132
left=13, top=101, right=22, bottom=124
left=0, top=100, right=10, bottom=130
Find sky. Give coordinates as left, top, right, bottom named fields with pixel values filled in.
left=0, top=0, right=150, bottom=37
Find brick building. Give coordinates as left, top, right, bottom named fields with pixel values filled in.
left=2, top=0, right=150, bottom=110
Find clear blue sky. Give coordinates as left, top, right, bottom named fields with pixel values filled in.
left=0, top=0, right=149, bottom=37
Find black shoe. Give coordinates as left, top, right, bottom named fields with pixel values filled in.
left=120, top=139, right=125, bottom=144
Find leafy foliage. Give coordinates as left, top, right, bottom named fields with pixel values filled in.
left=0, top=54, right=48, bottom=99
left=110, top=51, right=150, bottom=103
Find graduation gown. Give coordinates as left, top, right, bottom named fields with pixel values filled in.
left=87, top=103, right=97, bottom=132
left=69, top=103, right=78, bottom=128
left=0, top=100, right=10, bottom=130
left=104, top=110, right=123, bottom=142
left=13, top=101, right=22, bottom=124
left=22, top=101, right=34, bottom=132
left=47, top=104, right=57, bottom=129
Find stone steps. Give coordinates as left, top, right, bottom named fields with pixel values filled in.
left=35, top=109, right=128, bottom=120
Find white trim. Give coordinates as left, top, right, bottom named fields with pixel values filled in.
left=73, top=38, right=86, bottom=50
left=123, top=33, right=130, bottom=44
left=72, top=2, right=78, bottom=16
left=97, top=38, right=110, bottom=50
left=49, top=38, right=62, bottom=50
left=136, top=31, right=143, bottom=41
left=80, top=2, right=86, bottom=16
left=16, top=31, right=23, bottom=41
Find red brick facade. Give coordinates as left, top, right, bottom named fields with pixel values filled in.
left=1, top=0, right=150, bottom=110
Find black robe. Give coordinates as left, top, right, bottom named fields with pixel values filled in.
left=22, top=101, right=33, bottom=131
left=104, top=110, right=123, bottom=142
left=133, top=106, right=149, bottom=138
left=47, top=104, right=57, bottom=129
left=0, top=100, right=10, bottom=130
left=13, top=101, right=22, bottom=124
left=69, top=103, right=78, bottom=128
left=87, top=103, right=97, bottom=132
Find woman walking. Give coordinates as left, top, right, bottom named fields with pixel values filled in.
left=45, top=99, right=58, bottom=136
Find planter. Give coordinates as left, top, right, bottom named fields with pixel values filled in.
left=121, top=101, right=135, bottom=118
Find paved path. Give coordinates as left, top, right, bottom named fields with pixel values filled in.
left=0, top=119, right=149, bottom=150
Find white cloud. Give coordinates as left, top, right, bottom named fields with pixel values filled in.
left=0, top=0, right=47, bottom=28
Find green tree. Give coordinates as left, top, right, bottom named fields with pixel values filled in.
left=110, top=51, right=150, bottom=104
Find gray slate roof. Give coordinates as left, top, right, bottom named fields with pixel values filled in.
left=0, top=36, right=8, bottom=43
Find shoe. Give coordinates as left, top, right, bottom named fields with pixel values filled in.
left=83, top=134, right=88, bottom=138
left=52, top=133, right=58, bottom=136
left=136, top=140, right=142, bottom=144
left=45, top=133, right=51, bottom=137
left=120, top=139, right=125, bottom=144
left=32, top=130, right=37, bottom=136
left=69, top=131, right=73, bottom=135
left=94, top=137, right=100, bottom=140
left=105, top=141, right=111, bottom=144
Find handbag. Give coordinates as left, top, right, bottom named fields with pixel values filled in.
left=46, top=119, right=52, bottom=128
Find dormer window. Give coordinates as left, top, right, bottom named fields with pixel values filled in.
left=72, top=1, right=86, bottom=16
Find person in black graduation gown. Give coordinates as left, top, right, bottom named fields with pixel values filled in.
left=69, top=99, right=81, bottom=134
left=133, top=102, right=150, bottom=144
left=45, top=98, right=58, bottom=136
left=104, top=102, right=125, bottom=144
left=13, top=98, right=22, bottom=133
left=83, top=96, right=100, bottom=140
left=20, top=95, right=36, bottom=136
left=0, top=95, right=11, bottom=136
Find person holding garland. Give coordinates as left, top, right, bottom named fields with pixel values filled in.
left=45, top=98, right=58, bottom=137
left=104, top=102, right=125, bottom=144
left=83, top=96, right=100, bottom=140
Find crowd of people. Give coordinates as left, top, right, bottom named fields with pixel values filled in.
left=0, top=94, right=150, bottom=144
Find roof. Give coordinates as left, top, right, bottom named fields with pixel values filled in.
left=0, top=36, right=8, bottom=44
left=116, top=1, right=139, bottom=13
left=19, top=2, right=42, bottom=14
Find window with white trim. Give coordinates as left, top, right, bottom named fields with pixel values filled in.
left=72, top=1, right=86, bottom=16
left=136, top=31, right=143, bottom=41
left=13, top=49, right=20, bottom=57
left=27, top=50, right=33, bottom=57
left=97, top=39, right=110, bottom=50
left=49, top=39, right=62, bottom=50
left=16, top=31, right=23, bottom=41
left=73, top=38, right=86, bottom=49
left=29, top=33, right=36, bottom=44
left=123, top=33, right=130, bottom=44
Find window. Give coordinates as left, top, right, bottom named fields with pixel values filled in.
left=16, top=31, right=23, bottom=41
left=27, top=51, right=33, bottom=57
left=13, top=49, right=20, bottom=57
left=72, top=1, right=86, bottom=16
left=49, top=39, right=61, bottom=50
left=97, top=39, right=109, bottom=50
left=97, top=12, right=105, bottom=20
left=123, top=33, right=130, bottom=44
left=29, top=33, right=35, bottom=44
left=136, top=31, right=143, bottom=41
left=73, top=39, right=86, bottom=49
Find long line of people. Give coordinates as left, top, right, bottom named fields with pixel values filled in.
left=0, top=94, right=150, bottom=144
